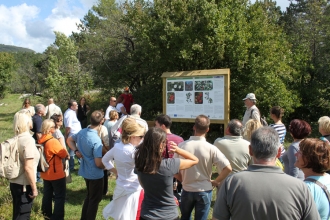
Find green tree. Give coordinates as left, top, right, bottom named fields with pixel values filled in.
left=43, top=32, right=93, bottom=105
left=10, top=52, right=44, bottom=94
left=76, top=0, right=300, bottom=120
left=282, top=0, right=330, bottom=120
left=0, top=52, right=16, bottom=99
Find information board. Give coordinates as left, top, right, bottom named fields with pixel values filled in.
left=161, top=69, right=230, bottom=125
left=166, top=76, right=224, bottom=119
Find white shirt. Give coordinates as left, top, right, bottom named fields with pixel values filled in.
left=102, top=141, right=141, bottom=191
left=105, top=105, right=117, bottom=120
left=64, top=108, right=81, bottom=136
left=116, top=103, right=126, bottom=117
left=45, top=103, right=62, bottom=119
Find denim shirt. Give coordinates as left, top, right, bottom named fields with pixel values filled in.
left=72, top=128, right=103, bottom=179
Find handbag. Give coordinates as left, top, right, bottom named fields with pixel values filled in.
left=64, top=160, right=72, bottom=183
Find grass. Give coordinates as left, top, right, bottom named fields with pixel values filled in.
left=0, top=94, right=219, bottom=219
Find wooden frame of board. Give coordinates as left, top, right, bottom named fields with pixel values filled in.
left=161, top=69, right=230, bottom=128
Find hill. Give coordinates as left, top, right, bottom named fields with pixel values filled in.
left=0, top=44, right=35, bottom=53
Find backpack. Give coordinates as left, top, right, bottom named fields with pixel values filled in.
left=36, top=138, right=54, bottom=172
left=250, top=109, right=268, bottom=126
left=0, top=136, right=24, bottom=180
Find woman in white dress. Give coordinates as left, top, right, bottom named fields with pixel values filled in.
left=102, top=117, right=145, bottom=220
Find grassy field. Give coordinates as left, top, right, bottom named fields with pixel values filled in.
left=0, top=94, right=219, bottom=220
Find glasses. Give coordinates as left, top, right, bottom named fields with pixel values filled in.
left=139, top=136, right=144, bottom=139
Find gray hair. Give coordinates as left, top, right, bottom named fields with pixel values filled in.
left=250, top=99, right=256, bottom=104
left=227, top=119, right=243, bottom=136
left=130, top=104, right=142, bottom=115
left=250, top=127, right=280, bottom=161
left=35, top=104, right=45, bottom=114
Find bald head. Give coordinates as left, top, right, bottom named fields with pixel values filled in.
left=48, top=98, right=54, bottom=105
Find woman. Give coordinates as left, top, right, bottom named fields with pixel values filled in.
left=318, top=116, right=330, bottom=142
left=10, top=110, right=40, bottom=220
left=22, top=98, right=35, bottom=117
left=104, top=110, right=119, bottom=135
left=102, top=118, right=145, bottom=220
left=116, top=96, right=128, bottom=118
left=38, top=119, right=69, bottom=220
left=135, top=127, right=199, bottom=220
left=282, top=119, right=311, bottom=180
left=77, top=97, right=90, bottom=128
left=243, top=119, right=262, bottom=141
left=295, top=138, right=330, bottom=220
left=269, top=106, right=287, bottom=157
left=50, top=113, right=66, bottom=148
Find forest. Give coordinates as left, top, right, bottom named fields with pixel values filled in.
left=0, top=0, right=329, bottom=124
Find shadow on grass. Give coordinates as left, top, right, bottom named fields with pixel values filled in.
left=0, top=113, right=14, bottom=122
left=64, top=170, right=114, bottom=206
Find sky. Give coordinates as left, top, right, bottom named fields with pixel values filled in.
left=0, top=0, right=291, bottom=53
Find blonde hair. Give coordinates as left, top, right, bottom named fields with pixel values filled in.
left=318, top=116, right=330, bottom=134
left=109, top=110, right=119, bottom=121
left=41, top=119, right=55, bottom=134
left=121, top=118, right=145, bottom=144
left=243, top=119, right=262, bottom=141
left=13, top=110, right=32, bottom=135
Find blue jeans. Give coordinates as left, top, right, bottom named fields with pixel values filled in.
left=180, top=189, right=213, bottom=220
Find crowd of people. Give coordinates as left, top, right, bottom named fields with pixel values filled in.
left=7, top=90, right=330, bottom=220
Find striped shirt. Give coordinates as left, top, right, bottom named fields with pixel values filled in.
left=270, top=123, right=287, bottom=155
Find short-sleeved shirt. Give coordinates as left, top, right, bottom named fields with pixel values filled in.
left=64, top=108, right=81, bottom=136
left=10, top=131, right=40, bottom=185
left=162, top=133, right=184, bottom=158
left=72, top=128, right=103, bottom=179
left=116, top=103, right=126, bottom=117
left=242, top=105, right=260, bottom=125
left=136, top=158, right=180, bottom=219
left=31, top=114, right=42, bottom=142
left=213, top=135, right=252, bottom=174
left=52, top=129, right=64, bottom=140
left=304, top=175, right=330, bottom=220
left=175, top=136, right=230, bottom=192
left=213, top=165, right=320, bottom=220
left=104, top=106, right=117, bottom=120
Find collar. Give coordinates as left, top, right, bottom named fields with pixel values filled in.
left=17, top=131, right=31, bottom=137
left=248, top=164, right=284, bottom=174
left=223, top=135, right=243, bottom=140
left=87, top=128, right=98, bottom=133
left=188, top=136, right=206, bottom=141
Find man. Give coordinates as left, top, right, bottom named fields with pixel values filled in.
left=155, top=114, right=184, bottom=201
left=31, top=104, right=46, bottom=142
left=212, top=127, right=320, bottom=220
left=64, top=99, right=81, bottom=171
left=120, top=87, right=134, bottom=114
left=45, top=98, right=62, bottom=119
left=176, top=115, right=232, bottom=220
left=104, top=97, right=117, bottom=120
left=67, top=111, right=105, bottom=220
left=155, top=114, right=184, bottom=157
left=213, top=119, right=252, bottom=175
left=242, top=93, right=260, bottom=125
left=31, top=103, right=46, bottom=183
left=109, top=104, right=148, bottom=148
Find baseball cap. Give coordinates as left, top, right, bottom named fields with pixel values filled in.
left=242, top=93, right=256, bottom=100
